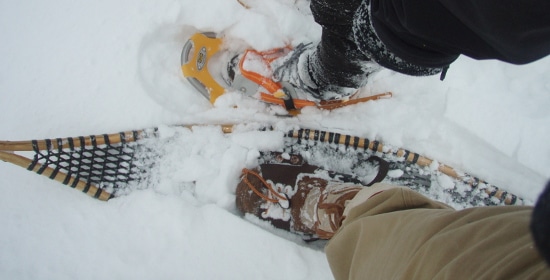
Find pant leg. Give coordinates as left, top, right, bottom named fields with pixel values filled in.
left=309, top=0, right=373, bottom=93
left=309, top=0, right=444, bottom=97
left=352, top=0, right=453, bottom=76
left=364, top=0, right=550, bottom=66
left=311, top=0, right=550, bottom=90
left=326, top=184, right=550, bottom=279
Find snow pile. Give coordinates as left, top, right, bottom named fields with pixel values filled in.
left=0, top=0, right=549, bottom=279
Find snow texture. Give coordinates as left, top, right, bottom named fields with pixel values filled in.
left=0, top=0, right=549, bottom=279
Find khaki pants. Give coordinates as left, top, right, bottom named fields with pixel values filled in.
left=326, top=184, right=550, bottom=279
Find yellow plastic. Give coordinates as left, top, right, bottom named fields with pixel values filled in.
left=181, top=33, right=225, bottom=103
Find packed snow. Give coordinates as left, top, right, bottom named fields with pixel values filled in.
left=1, top=0, right=549, bottom=279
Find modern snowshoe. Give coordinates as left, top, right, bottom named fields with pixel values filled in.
left=181, top=32, right=391, bottom=114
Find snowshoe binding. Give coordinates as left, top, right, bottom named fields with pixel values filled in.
left=181, top=32, right=392, bottom=115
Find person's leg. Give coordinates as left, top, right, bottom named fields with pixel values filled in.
left=364, top=0, right=550, bottom=65
left=351, top=0, right=452, bottom=77
left=308, top=0, right=375, bottom=98
left=299, top=0, right=549, bottom=100
left=303, top=0, right=448, bottom=99
left=234, top=160, right=550, bottom=278
left=326, top=186, right=549, bottom=279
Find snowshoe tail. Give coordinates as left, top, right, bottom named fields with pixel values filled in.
left=181, top=32, right=226, bottom=103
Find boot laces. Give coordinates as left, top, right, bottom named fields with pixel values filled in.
left=242, top=168, right=361, bottom=239
left=241, top=168, right=290, bottom=208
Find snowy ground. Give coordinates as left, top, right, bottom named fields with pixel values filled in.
left=1, top=0, right=549, bottom=279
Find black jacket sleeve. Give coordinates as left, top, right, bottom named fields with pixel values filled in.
left=369, top=0, right=550, bottom=65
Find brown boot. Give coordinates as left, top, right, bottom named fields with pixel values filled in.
left=235, top=153, right=384, bottom=239
left=290, top=176, right=363, bottom=239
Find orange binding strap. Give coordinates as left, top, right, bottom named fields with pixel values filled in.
left=238, top=49, right=316, bottom=110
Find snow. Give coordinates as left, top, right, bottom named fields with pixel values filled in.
left=0, top=0, right=549, bottom=279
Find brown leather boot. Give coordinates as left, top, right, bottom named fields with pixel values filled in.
left=236, top=153, right=387, bottom=240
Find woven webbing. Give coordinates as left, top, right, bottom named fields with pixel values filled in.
left=282, top=128, right=524, bottom=207
left=28, top=132, right=142, bottom=194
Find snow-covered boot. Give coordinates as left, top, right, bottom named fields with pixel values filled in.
left=270, top=43, right=322, bottom=99
left=235, top=153, right=388, bottom=239
left=270, top=43, right=373, bottom=101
